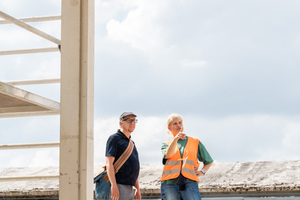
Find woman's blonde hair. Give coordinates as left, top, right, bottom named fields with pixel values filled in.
left=167, top=113, right=183, bottom=126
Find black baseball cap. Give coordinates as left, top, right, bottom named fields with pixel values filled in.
left=119, top=112, right=137, bottom=121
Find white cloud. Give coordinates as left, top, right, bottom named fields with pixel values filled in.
left=283, top=122, right=300, bottom=152
left=1, top=0, right=300, bottom=168
left=8, top=153, right=31, bottom=167
left=31, top=149, right=59, bottom=167
left=0, top=0, right=24, bottom=13
left=0, top=22, right=60, bottom=50
left=31, top=56, right=60, bottom=78
left=106, top=0, right=169, bottom=53
left=184, top=114, right=300, bottom=162
left=0, top=149, right=59, bottom=167
left=94, top=117, right=120, bottom=165
left=0, top=116, right=59, bottom=142
left=180, top=59, right=208, bottom=69
left=95, top=0, right=138, bottom=25
left=94, top=114, right=300, bottom=165
left=0, top=0, right=60, bottom=17
left=0, top=27, right=36, bottom=49
left=1, top=114, right=298, bottom=168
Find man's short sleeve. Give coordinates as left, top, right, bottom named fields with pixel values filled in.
left=197, top=141, right=214, bottom=165
left=105, top=136, right=117, bottom=157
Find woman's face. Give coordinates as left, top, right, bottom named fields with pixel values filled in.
left=168, top=118, right=183, bottom=136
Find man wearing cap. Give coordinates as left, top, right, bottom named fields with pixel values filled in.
left=105, top=112, right=141, bottom=200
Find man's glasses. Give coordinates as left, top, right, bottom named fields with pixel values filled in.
left=122, top=118, right=138, bottom=124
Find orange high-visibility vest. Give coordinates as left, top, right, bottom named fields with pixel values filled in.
left=161, top=137, right=200, bottom=182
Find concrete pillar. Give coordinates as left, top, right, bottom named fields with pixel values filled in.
left=59, top=0, right=94, bottom=199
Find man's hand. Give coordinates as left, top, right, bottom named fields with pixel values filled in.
left=106, top=156, right=119, bottom=200
left=175, top=132, right=186, bottom=140
left=195, top=170, right=204, bottom=177
left=110, top=184, right=119, bottom=200
left=135, top=188, right=141, bottom=200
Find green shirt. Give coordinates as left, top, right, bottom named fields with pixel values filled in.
left=161, top=136, right=213, bottom=184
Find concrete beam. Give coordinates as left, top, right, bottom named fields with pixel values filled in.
left=5, top=79, right=60, bottom=86
left=0, top=15, right=61, bottom=25
left=59, top=0, right=94, bottom=199
left=0, top=47, right=59, bottom=55
left=0, top=82, right=60, bottom=117
left=0, top=142, right=59, bottom=150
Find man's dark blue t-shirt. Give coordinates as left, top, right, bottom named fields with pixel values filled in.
left=105, top=129, right=140, bottom=186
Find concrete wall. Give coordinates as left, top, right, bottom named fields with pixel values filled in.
left=1, top=160, right=300, bottom=198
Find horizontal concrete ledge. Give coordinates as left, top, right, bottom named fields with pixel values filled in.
left=200, top=186, right=300, bottom=194
left=1, top=191, right=300, bottom=199
left=201, top=191, right=300, bottom=198
left=0, top=81, right=60, bottom=117
left=0, top=190, right=58, bottom=198
left=0, top=161, right=300, bottom=198
left=139, top=188, right=300, bottom=198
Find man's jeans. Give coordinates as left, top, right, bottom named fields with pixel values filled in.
left=161, top=182, right=202, bottom=200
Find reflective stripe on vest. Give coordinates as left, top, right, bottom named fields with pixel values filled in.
left=162, top=168, right=180, bottom=176
left=161, top=137, right=200, bottom=182
left=165, top=160, right=181, bottom=166
left=184, top=159, right=194, bottom=165
left=182, top=167, right=196, bottom=175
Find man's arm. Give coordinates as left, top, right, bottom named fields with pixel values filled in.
left=195, top=162, right=213, bottom=177
left=106, top=156, right=119, bottom=200
left=134, top=178, right=141, bottom=200
left=195, top=141, right=214, bottom=177
left=164, top=132, right=186, bottom=159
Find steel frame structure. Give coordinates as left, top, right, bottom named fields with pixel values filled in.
left=0, top=1, right=94, bottom=199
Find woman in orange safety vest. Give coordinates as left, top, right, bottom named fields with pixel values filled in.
left=161, top=113, right=214, bottom=200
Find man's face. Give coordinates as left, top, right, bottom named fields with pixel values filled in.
left=168, top=118, right=183, bottom=135
left=120, top=115, right=137, bottom=133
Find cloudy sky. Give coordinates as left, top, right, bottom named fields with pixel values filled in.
left=0, top=0, right=300, bottom=167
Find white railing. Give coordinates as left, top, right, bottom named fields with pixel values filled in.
left=0, top=142, right=60, bottom=182
left=0, top=142, right=59, bottom=150
left=5, top=78, right=60, bottom=85
left=0, top=15, right=61, bottom=24
left=0, top=11, right=61, bottom=45
left=0, top=47, right=60, bottom=55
